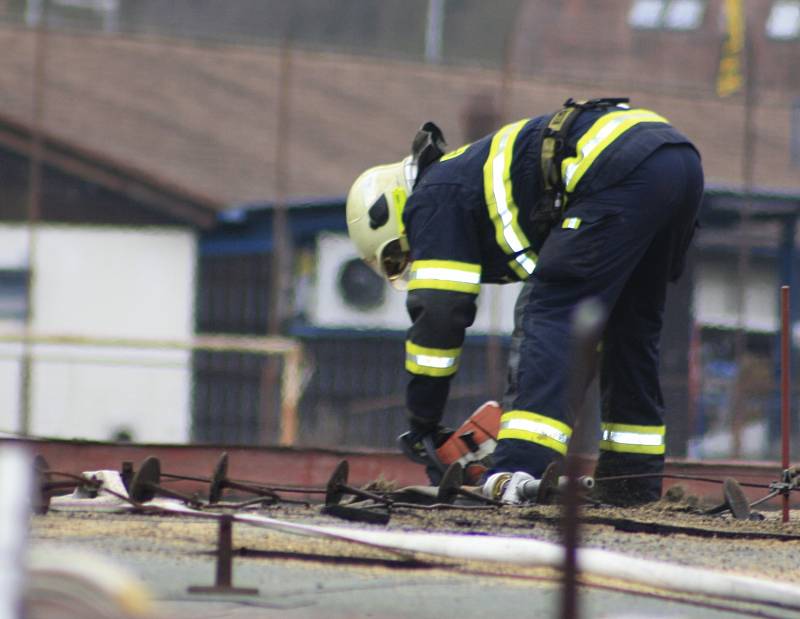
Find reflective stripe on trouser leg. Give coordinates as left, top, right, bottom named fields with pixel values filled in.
left=596, top=421, right=665, bottom=504
left=498, top=410, right=572, bottom=456
left=599, top=422, right=665, bottom=455
left=405, top=341, right=461, bottom=378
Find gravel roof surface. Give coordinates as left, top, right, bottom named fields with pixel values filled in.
left=32, top=481, right=800, bottom=575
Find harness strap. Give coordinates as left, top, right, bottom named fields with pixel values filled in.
left=534, top=97, right=630, bottom=226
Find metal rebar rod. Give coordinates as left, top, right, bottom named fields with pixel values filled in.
left=391, top=502, right=498, bottom=511
left=594, top=472, right=771, bottom=490
left=781, top=285, right=791, bottom=523
left=161, top=472, right=210, bottom=483
left=217, top=496, right=311, bottom=510
left=222, top=479, right=280, bottom=497
left=216, top=515, right=233, bottom=587
left=561, top=298, right=606, bottom=619
left=43, top=471, right=102, bottom=486
left=250, top=484, right=326, bottom=495
left=161, top=471, right=327, bottom=495
left=750, top=490, right=782, bottom=509
left=142, top=483, right=202, bottom=507
left=340, top=484, right=395, bottom=506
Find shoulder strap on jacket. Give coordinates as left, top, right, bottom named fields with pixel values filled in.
left=533, top=97, right=630, bottom=227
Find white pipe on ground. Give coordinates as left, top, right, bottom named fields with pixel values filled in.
left=318, top=527, right=800, bottom=611
left=156, top=502, right=800, bottom=611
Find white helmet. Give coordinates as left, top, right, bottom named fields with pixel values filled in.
left=346, top=156, right=417, bottom=287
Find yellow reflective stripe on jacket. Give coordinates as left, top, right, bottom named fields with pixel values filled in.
left=562, top=109, right=669, bottom=193
left=405, top=341, right=461, bottom=377
left=599, top=422, right=666, bottom=455
left=408, top=260, right=481, bottom=294
left=507, top=251, right=538, bottom=280
left=483, top=119, right=537, bottom=279
left=440, top=143, right=471, bottom=161
left=498, top=410, right=572, bottom=455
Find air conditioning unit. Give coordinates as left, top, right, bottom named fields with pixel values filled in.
left=308, top=232, right=522, bottom=334
left=308, top=233, right=408, bottom=330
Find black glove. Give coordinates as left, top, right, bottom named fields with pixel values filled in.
left=397, top=420, right=454, bottom=485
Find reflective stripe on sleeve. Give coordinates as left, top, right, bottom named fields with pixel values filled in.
left=483, top=119, right=538, bottom=280
left=408, top=260, right=481, bottom=294
left=508, top=251, right=537, bottom=280
left=599, top=422, right=666, bottom=455
left=405, top=341, right=461, bottom=377
left=562, top=109, right=670, bottom=192
left=497, top=410, right=572, bottom=455
left=440, top=143, right=471, bottom=161
left=562, top=217, right=581, bottom=229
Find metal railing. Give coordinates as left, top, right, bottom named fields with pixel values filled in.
left=0, top=331, right=303, bottom=446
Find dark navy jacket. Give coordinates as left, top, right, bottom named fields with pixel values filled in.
left=402, top=104, right=695, bottom=426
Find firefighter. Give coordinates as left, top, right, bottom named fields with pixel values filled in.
left=345, top=99, right=704, bottom=505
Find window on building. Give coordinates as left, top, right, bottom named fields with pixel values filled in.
left=664, top=0, right=706, bottom=30
left=26, top=0, right=119, bottom=32
left=628, top=0, right=706, bottom=31
left=629, top=0, right=664, bottom=29
left=0, top=270, right=29, bottom=321
left=766, top=0, right=800, bottom=40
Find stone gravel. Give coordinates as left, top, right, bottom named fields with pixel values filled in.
left=30, top=481, right=800, bottom=588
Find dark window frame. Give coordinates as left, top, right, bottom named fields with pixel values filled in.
left=0, top=268, right=30, bottom=321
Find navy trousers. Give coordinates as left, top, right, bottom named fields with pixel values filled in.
left=492, top=143, right=704, bottom=503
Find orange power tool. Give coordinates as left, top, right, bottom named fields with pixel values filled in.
left=398, top=401, right=502, bottom=485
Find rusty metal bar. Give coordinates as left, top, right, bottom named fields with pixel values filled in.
left=19, top=0, right=50, bottom=437
left=781, top=285, right=791, bottom=523
left=0, top=331, right=299, bottom=354
left=561, top=298, right=606, bottom=619
left=279, top=342, right=302, bottom=445
left=731, top=24, right=757, bottom=460
left=187, top=515, right=259, bottom=596
left=260, top=38, right=296, bottom=446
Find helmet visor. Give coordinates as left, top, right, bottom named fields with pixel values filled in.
left=380, top=239, right=410, bottom=281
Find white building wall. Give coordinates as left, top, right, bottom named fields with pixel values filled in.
left=0, top=224, right=196, bottom=442
left=0, top=227, right=31, bottom=434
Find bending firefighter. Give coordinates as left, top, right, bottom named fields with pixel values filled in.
left=345, top=98, right=704, bottom=505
